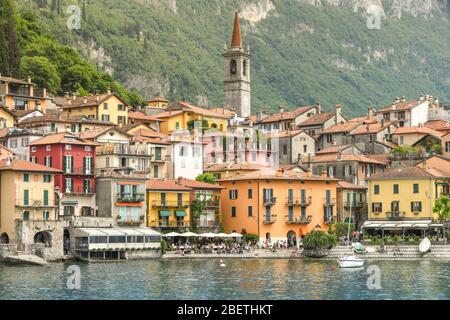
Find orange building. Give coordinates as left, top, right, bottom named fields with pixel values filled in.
left=219, top=169, right=339, bottom=245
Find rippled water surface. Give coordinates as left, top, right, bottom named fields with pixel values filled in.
left=0, top=259, right=449, bottom=300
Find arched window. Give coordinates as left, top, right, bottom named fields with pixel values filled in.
left=230, top=60, right=237, bottom=75
left=243, top=60, right=247, bottom=76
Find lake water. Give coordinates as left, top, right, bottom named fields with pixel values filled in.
left=0, top=259, right=449, bottom=300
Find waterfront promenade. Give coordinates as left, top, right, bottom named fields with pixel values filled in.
left=162, top=245, right=450, bottom=260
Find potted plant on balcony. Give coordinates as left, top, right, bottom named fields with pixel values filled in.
left=302, top=230, right=336, bottom=258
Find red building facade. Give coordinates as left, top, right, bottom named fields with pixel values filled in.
left=30, top=132, right=97, bottom=217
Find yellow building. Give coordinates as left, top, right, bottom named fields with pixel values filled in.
left=0, top=160, right=61, bottom=245
left=146, top=179, right=192, bottom=229
left=364, top=156, right=450, bottom=234
left=56, top=92, right=129, bottom=126
left=154, top=101, right=229, bottom=134
left=148, top=96, right=169, bottom=109
left=0, top=76, right=52, bottom=112
left=0, top=106, right=15, bottom=129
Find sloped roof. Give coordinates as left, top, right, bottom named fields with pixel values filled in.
left=55, top=93, right=127, bottom=109
left=0, top=160, right=61, bottom=173
left=302, top=153, right=385, bottom=165
left=148, top=96, right=168, bottom=103
left=219, top=169, right=339, bottom=182
left=128, top=111, right=165, bottom=122
left=164, top=101, right=230, bottom=119
left=77, top=127, right=129, bottom=140
left=321, top=122, right=360, bottom=134
left=392, top=126, right=445, bottom=138
left=337, top=181, right=367, bottom=190
left=174, top=177, right=223, bottom=190
left=378, top=99, right=426, bottom=112
left=30, top=132, right=97, bottom=146
left=424, top=120, right=450, bottom=132
left=350, top=122, right=394, bottom=135
left=316, top=144, right=353, bottom=155
left=204, top=163, right=267, bottom=172
left=260, top=106, right=316, bottom=124
left=367, top=166, right=436, bottom=180
left=146, top=179, right=193, bottom=191
left=297, top=112, right=334, bottom=127
left=0, top=76, right=30, bottom=85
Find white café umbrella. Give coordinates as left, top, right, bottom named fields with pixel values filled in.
left=163, top=232, right=181, bottom=237
left=199, top=232, right=216, bottom=238
left=229, top=232, right=243, bottom=238
left=216, top=233, right=231, bottom=238
left=180, top=231, right=199, bottom=237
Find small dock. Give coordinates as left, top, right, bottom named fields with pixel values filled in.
left=4, top=254, right=49, bottom=266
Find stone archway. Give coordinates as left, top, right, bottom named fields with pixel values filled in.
left=287, top=230, right=297, bottom=248
left=0, top=233, right=9, bottom=244
left=34, top=231, right=52, bottom=247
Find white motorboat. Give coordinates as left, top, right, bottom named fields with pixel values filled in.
left=419, top=237, right=431, bottom=254
left=338, top=197, right=365, bottom=268
left=338, top=255, right=365, bottom=268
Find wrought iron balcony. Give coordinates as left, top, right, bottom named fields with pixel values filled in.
left=323, top=198, right=336, bottom=207
left=285, top=215, right=312, bottom=225
left=386, top=211, right=406, bottom=220
left=324, top=215, right=336, bottom=224
left=344, top=201, right=365, bottom=209
left=152, top=200, right=190, bottom=208
left=263, top=214, right=278, bottom=224
left=263, top=197, right=277, bottom=206
left=116, top=193, right=145, bottom=203
left=286, top=197, right=312, bottom=207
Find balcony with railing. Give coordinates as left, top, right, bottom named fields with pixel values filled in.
left=263, top=197, right=277, bottom=206
left=64, top=186, right=94, bottom=196
left=158, top=220, right=189, bottom=228
left=8, top=86, right=31, bottom=97
left=200, top=198, right=220, bottom=208
left=386, top=211, right=406, bottom=220
left=116, top=193, right=145, bottom=203
left=63, top=167, right=95, bottom=176
left=152, top=200, right=190, bottom=208
left=323, top=198, right=336, bottom=207
left=286, top=197, right=312, bottom=207
left=197, top=220, right=220, bottom=228
left=263, top=214, right=278, bottom=224
left=285, top=215, right=312, bottom=224
left=117, top=215, right=145, bottom=226
left=97, top=143, right=151, bottom=156
left=324, top=215, right=336, bottom=224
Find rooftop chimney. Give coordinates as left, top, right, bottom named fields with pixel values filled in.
left=107, top=88, right=111, bottom=95
left=419, top=94, right=424, bottom=101
left=307, top=168, right=313, bottom=177
left=27, top=76, right=32, bottom=84
left=368, top=108, right=374, bottom=118
left=279, top=105, right=284, bottom=114
left=72, top=93, right=76, bottom=101
left=83, top=97, right=88, bottom=104
left=317, top=104, right=322, bottom=114
left=335, top=104, right=342, bottom=124
left=65, top=92, right=69, bottom=98
left=96, top=95, right=100, bottom=102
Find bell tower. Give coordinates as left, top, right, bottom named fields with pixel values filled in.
left=223, top=10, right=251, bottom=118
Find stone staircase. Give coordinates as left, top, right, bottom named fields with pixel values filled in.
left=327, top=245, right=450, bottom=260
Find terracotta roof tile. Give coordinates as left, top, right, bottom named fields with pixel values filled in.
left=174, top=177, right=224, bottom=190
left=219, top=169, right=339, bottom=182
left=55, top=93, right=127, bottom=109
left=297, top=112, right=334, bottom=127
left=146, top=179, right=193, bottom=191
left=322, top=122, right=360, bottom=134
left=0, top=160, right=61, bottom=173
left=350, top=122, right=393, bottom=135
left=367, top=166, right=435, bottom=180
left=128, top=111, right=165, bottom=122
left=30, top=132, right=97, bottom=146
left=337, top=181, right=367, bottom=190
left=392, top=126, right=445, bottom=138
left=377, top=99, right=425, bottom=112
left=316, top=145, right=353, bottom=154
left=148, top=96, right=168, bottom=103
left=424, top=120, right=450, bottom=132
left=260, top=106, right=316, bottom=124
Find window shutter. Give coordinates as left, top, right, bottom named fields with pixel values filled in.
left=24, top=190, right=29, bottom=206
left=372, top=203, right=375, bottom=212
left=63, top=156, right=67, bottom=173
left=71, top=157, right=74, bottom=173
left=44, top=190, right=48, bottom=206
left=83, top=157, right=86, bottom=174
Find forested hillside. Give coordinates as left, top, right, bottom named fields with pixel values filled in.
left=8, top=0, right=450, bottom=116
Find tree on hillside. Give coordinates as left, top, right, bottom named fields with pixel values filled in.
left=0, top=0, right=20, bottom=76
left=20, top=56, right=61, bottom=94
left=196, top=173, right=217, bottom=185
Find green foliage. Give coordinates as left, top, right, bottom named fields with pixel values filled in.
left=392, top=145, right=419, bottom=155
left=329, top=222, right=356, bottom=238
left=20, top=56, right=60, bottom=93
left=2, top=0, right=143, bottom=106
left=187, top=119, right=209, bottom=131
left=195, top=173, right=217, bottom=185
left=161, top=239, right=167, bottom=255
left=243, top=233, right=258, bottom=244
left=303, top=230, right=336, bottom=250
left=433, top=195, right=450, bottom=223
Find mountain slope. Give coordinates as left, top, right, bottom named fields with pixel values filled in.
left=17, top=0, right=450, bottom=116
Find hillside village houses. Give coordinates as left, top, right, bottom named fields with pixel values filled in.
left=0, top=9, right=449, bottom=262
